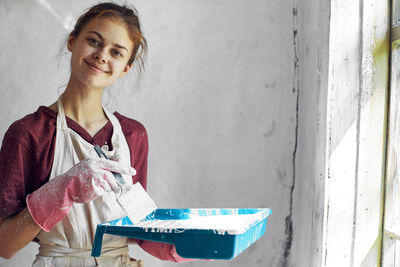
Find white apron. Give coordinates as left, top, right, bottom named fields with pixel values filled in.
left=32, top=97, right=141, bottom=267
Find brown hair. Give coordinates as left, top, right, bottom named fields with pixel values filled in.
left=70, top=2, right=147, bottom=72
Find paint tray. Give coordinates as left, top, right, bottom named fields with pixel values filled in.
left=91, top=208, right=271, bottom=260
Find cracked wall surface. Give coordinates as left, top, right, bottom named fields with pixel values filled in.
left=281, top=3, right=300, bottom=267
left=290, top=0, right=331, bottom=266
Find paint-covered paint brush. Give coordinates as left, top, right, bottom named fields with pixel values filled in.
left=94, top=145, right=157, bottom=224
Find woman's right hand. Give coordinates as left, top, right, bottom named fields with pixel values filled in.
left=57, top=158, right=135, bottom=203
left=26, top=158, right=136, bottom=232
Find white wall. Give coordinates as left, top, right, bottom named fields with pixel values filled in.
left=0, top=0, right=305, bottom=266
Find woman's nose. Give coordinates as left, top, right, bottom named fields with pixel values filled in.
left=92, top=49, right=107, bottom=63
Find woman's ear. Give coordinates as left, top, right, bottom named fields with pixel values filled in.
left=67, top=34, right=75, bottom=52
left=119, top=64, right=132, bottom=78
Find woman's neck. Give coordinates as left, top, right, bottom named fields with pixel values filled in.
left=59, top=79, right=109, bottom=136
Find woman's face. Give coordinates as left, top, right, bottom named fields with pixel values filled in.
left=68, top=17, right=134, bottom=89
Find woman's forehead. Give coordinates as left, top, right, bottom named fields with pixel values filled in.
left=82, top=17, right=134, bottom=49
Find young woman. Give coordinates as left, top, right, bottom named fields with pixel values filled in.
left=0, top=3, right=192, bottom=266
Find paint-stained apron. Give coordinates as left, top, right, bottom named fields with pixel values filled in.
left=32, top=97, right=142, bottom=267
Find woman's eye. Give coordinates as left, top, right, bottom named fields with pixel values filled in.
left=112, top=50, right=122, bottom=57
left=87, top=38, right=99, bottom=46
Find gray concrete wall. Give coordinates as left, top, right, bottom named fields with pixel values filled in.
left=0, top=0, right=330, bottom=266
left=291, top=0, right=331, bottom=266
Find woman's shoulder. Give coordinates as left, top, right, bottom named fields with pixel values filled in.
left=5, top=106, right=56, bottom=145
left=113, top=112, right=147, bottom=137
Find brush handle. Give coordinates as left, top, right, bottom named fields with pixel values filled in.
left=93, top=145, right=125, bottom=185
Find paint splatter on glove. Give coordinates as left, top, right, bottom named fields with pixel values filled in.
left=26, top=158, right=136, bottom=232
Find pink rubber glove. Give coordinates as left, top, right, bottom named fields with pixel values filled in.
left=138, top=240, right=195, bottom=263
left=27, top=158, right=136, bottom=232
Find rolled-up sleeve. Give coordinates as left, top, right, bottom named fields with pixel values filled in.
left=0, top=122, right=35, bottom=217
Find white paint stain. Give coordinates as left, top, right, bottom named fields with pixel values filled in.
left=106, top=211, right=268, bottom=235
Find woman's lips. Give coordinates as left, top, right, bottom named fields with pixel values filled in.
left=84, top=59, right=109, bottom=73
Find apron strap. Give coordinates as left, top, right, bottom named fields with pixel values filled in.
left=56, top=96, right=68, bottom=130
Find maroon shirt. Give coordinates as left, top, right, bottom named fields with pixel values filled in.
left=0, top=106, right=148, bottom=218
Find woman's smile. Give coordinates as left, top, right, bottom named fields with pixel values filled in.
left=83, top=58, right=109, bottom=73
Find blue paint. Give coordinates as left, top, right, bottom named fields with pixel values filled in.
left=91, top=208, right=272, bottom=260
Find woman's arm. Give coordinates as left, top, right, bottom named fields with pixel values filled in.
left=0, top=208, right=41, bottom=259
